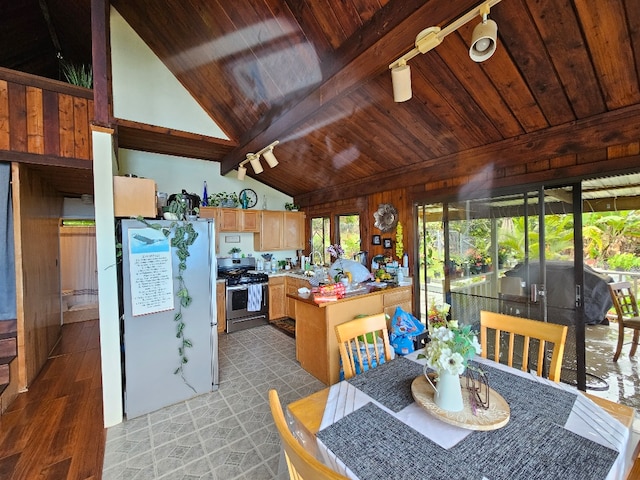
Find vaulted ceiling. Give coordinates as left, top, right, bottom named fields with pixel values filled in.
left=3, top=0, right=640, bottom=204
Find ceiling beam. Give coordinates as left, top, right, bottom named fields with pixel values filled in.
left=220, top=0, right=481, bottom=174
left=116, top=119, right=236, bottom=161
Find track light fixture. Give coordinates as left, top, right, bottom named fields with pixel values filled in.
left=237, top=140, right=280, bottom=180
left=389, top=0, right=503, bottom=102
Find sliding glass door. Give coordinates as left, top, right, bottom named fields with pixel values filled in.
left=417, top=184, right=589, bottom=389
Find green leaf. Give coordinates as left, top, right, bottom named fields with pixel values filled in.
left=184, top=339, right=193, bottom=348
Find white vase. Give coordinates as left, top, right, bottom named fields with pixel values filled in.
left=424, top=366, right=464, bottom=412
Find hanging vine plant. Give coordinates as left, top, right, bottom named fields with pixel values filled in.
left=137, top=194, right=199, bottom=387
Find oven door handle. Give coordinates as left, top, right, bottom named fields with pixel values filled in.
left=226, top=285, right=248, bottom=292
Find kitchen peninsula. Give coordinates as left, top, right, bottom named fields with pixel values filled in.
left=288, top=284, right=412, bottom=385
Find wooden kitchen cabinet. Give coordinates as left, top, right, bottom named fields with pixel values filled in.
left=113, top=176, right=157, bottom=218
left=255, top=210, right=284, bottom=250
left=216, top=281, right=226, bottom=333
left=286, top=276, right=311, bottom=319
left=269, top=276, right=286, bottom=320
left=254, top=210, right=306, bottom=251
left=199, top=207, right=259, bottom=233
left=241, top=210, right=260, bottom=232
left=283, top=211, right=305, bottom=250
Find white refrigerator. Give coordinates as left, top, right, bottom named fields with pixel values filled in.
left=120, top=218, right=218, bottom=418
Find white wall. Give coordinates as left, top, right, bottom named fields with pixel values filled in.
left=110, top=8, right=228, bottom=139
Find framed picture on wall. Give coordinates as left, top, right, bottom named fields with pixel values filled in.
left=372, top=235, right=381, bottom=245
left=383, top=238, right=392, bottom=249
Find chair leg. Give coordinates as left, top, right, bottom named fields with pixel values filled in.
left=613, top=323, right=625, bottom=362
left=631, top=329, right=640, bottom=358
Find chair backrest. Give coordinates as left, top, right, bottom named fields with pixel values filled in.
left=335, top=313, right=392, bottom=380
left=268, top=390, right=348, bottom=480
left=608, top=281, right=639, bottom=319
left=480, top=311, right=568, bottom=382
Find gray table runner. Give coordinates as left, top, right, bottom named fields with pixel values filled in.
left=346, top=356, right=424, bottom=412
left=320, top=359, right=618, bottom=479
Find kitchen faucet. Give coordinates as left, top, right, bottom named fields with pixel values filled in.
left=311, top=250, right=324, bottom=266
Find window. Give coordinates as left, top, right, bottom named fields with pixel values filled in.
left=310, top=216, right=330, bottom=264
left=337, top=214, right=360, bottom=261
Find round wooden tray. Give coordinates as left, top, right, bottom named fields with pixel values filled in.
left=411, top=374, right=510, bottom=431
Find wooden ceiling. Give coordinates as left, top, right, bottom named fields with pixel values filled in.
left=3, top=1, right=640, bottom=203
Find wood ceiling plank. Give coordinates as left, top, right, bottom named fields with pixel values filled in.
left=491, top=0, right=575, bottom=126
left=437, top=31, right=524, bottom=139
left=281, top=0, right=333, bottom=62
left=458, top=21, right=548, bottom=134
left=574, top=0, right=640, bottom=110
left=296, top=102, right=640, bottom=205
left=302, top=0, right=349, bottom=49
left=0, top=80, right=9, bottom=150
left=624, top=0, right=640, bottom=84
left=8, top=82, right=27, bottom=153
left=221, top=0, right=481, bottom=172
left=527, top=0, right=605, bottom=119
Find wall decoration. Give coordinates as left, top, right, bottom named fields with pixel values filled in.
left=383, top=238, right=392, bottom=249
left=374, top=203, right=399, bottom=232
left=372, top=235, right=381, bottom=245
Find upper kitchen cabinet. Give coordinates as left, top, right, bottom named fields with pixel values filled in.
left=254, top=211, right=305, bottom=251
left=283, top=212, right=305, bottom=250
left=199, top=208, right=259, bottom=232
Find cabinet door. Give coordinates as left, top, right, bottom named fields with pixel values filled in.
left=283, top=211, right=305, bottom=249
left=216, top=282, right=226, bottom=333
left=241, top=210, right=260, bottom=232
left=256, top=211, right=283, bottom=250
left=218, top=209, right=240, bottom=231
left=269, top=277, right=286, bottom=320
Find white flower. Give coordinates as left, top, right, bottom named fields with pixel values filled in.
left=433, top=326, right=454, bottom=342
left=448, top=319, right=458, bottom=329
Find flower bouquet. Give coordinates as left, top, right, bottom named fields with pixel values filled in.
left=420, top=303, right=481, bottom=376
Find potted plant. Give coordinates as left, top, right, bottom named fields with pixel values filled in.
left=229, top=247, right=241, bottom=258
left=285, top=202, right=299, bottom=211
left=209, top=192, right=239, bottom=208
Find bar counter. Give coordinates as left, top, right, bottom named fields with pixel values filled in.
left=287, top=283, right=412, bottom=385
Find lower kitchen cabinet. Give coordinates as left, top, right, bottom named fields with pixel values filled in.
left=286, top=276, right=311, bottom=320
left=269, top=276, right=286, bottom=320
left=383, top=286, right=413, bottom=319
left=216, top=281, right=226, bottom=333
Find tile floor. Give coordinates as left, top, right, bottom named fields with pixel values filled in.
left=102, top=321, right=640, bottom=479
left=102, top=324, right=325, bottom=479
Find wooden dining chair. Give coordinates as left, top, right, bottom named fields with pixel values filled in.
left=608, top=281, right=640, bottom=362
left=480, top=311, right=568, bottom=382
left=334, top=313, right=393, bottom=380
left=268, top=390, right=348, bottom=480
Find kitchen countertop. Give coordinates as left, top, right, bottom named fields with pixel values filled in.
left=287, top=282, right=410, bottom=307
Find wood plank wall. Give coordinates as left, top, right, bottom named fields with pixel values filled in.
left=303, top=188, right=414, bottom=274
left=11, top=162, right=64, bottom=390
left=0, top=68, right=94, bottom=162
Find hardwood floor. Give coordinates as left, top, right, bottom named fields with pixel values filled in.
left=0, top=320, right=105, bottom=479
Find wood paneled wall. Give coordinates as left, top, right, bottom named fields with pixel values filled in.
left=0, top=68, right=94, bottom=162
left=11, top=162, right=64, bottom=390
left=303, top=188, right=414, bottom=273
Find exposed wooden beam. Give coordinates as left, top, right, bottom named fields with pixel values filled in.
left=221, top=0, right=481, bottom=174
left=116, top=119, right=236, bottom=161
left=296, top=103, right=640, bottom=205
left=91, top=0, right=111, bottom=127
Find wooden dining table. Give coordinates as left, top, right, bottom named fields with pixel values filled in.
left=288, top=352, right=637, bottom=480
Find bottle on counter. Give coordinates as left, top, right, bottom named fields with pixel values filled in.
left=403, top=252, right=409, bottom=268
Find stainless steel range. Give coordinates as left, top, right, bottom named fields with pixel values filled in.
left=217, top=257, right=269, bottom=333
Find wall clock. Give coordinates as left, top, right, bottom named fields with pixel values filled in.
left=239, top=188, right=257, bottom=209
left=373, top=203, right=398, bottom=232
